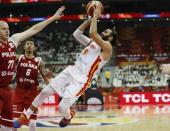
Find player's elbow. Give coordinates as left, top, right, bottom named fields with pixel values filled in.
left=73, top=29, right=81, bottom=38
left=73, top=30, right=77, bottom=38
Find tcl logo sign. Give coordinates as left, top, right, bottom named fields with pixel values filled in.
left=123, top=94, right=149, bottom=103
left=153, top=94, right=170, bottom=102
left=120, top=92, right=170, bottom=105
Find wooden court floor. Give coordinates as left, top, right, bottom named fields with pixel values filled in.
left=18, top=105, right=170, bottom=131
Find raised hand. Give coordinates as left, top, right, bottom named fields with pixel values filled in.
left=93, top=5, right=101, bottom=18
left=51, top=6, right=65, bottom=21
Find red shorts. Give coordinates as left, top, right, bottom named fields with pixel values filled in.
left=13, top=87, right=39, bottom=120
left=0, top=87, right=14, bottom=127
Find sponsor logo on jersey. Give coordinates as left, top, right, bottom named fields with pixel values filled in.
left=19, top=77, right=35, bottom=83
left=1, top=71, right=14, bottom=76
left=90, top=43, right=96, bottom=49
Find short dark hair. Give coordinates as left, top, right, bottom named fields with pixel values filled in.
left=24, top=39, right=37, bottom=47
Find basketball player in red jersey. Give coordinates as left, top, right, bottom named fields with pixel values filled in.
left=13, top=41, right=48, bottom=131
left=14, top=5, right=117, bottom=128
left=0, top=6, right=65, bottom=131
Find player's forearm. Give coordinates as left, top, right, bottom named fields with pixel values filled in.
left=73, top=19, right=91, bottom=45
left=89, top=16, right=98, bottom=36
left=73, top=29, right=91, bottom=46
left=11, top=6, right=65, bottom=45
left=78, top=19, right=91, bottom=32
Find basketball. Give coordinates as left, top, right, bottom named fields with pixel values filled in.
left=86, top=1, right=104, bottom=17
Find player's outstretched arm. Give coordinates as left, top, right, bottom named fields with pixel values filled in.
left=89, top=6, right=112, bottom=60
left=73, top=19, right=92, bottom=46
left=11, top=6, right=65, bottom=46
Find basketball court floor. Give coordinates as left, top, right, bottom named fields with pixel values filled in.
left=18, top=105, right=170, bottom=131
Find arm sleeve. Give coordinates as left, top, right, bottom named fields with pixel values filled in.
left=73, top=29, right=91, bottom=46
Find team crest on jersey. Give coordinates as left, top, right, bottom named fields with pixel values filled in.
left=34, top=57, right=41, bottom=62
left=90, top=43, right=96, bottom=49
left=9, top=42, right=15, bottom=48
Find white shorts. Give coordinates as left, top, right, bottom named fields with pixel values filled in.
left=49, top=66, right=87, bottom=98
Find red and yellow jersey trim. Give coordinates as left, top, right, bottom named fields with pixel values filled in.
left=76, top=55, right=101, bottom=96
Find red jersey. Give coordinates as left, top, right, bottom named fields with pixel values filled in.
left=0, top=38, right=16, bottom=86
left=16, top=55, right=41, bottom=88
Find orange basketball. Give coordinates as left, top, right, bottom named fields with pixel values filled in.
left=86, top=1, right=104, bottom=17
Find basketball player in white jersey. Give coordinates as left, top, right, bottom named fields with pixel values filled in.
left=14, top=6, right=117, bottom=128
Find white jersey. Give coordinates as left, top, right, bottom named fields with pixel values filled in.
left=66, top=41, right=108, bottom=92
left=49, top=29, right=109, bottom=97
left=75, top=41, right=107, bottom=76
